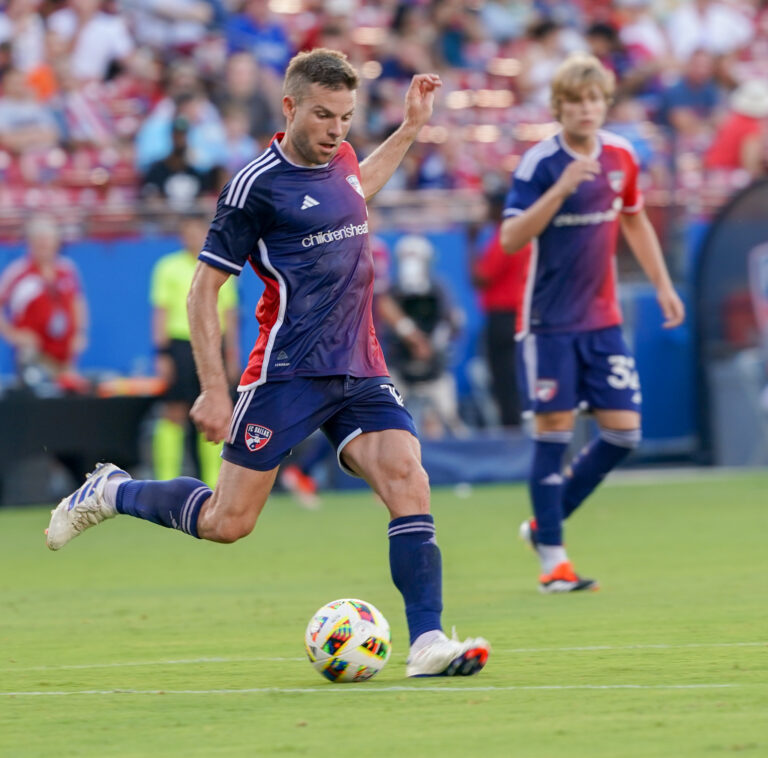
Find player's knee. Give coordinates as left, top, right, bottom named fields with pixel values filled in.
left=599, top=427, right=642, bottom=449
left=380, top=456, right=430, bottom=509
left=208, top=517, right=254, bottom=544
left=198, top=503, right=256, bottom=543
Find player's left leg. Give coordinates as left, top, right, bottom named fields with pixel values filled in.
left=561, top=326, right=643, bottom=520
left=341, top=428, right=490, bottom=676
left=561, top=409, right=641, bottom=520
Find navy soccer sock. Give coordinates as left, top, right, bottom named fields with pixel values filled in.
left=116, top=477, right=211, bottom=539
left=388, top=515, right=443, bottom=645
left=562, top=429, right=641, bottom=520
left=529, top=432, right=571, bottom=545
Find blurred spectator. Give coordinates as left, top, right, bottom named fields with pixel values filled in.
left=0, top=67, right=60, bottom=153
left=0, top=214, right=88, bottom=383
left=141, top=114, right=213, bottom=211
left=471, top=195, right=529, bottom=429
left=657, top=49, right=722, bottom=139
left=705, top=79, right=768, bottom=178
left=119, top=0, right=222, bottom=53
left=534, top=0, right=584, bottom=29
left=665, top=0, right=753, bottom=62
left=615, top=0, right=670, bottom=100
left=585, top=22, right=631, bottom=80
left=0, top=0, right=46, bottom=73
left=519, top=20, right=571, bottom=108
left=479, top=0, right=535, bottom=44
left=379, top=3, right=436, bottom=82
left=220, top=104, right=260, bottom=174
left=47, top=0, right=135, bottom=82
left=212, top=51, right=280, bottom=142
left=431, top=0, right=487, bottom=69
left=226, top=0, right=293, bottom=75
left=136, top=89, right=228, bottom=175
left=387, top=234, right=466, bottom=438
left=150, top=210, right=239, bottom=487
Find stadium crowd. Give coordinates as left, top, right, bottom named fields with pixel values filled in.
left=0, top=0, right=767, bottom=237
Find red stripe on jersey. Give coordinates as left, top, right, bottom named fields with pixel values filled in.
left=240, top=270, right=281, bottom=387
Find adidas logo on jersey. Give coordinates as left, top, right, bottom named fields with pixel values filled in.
left=301, top=195, right=320, bottom=210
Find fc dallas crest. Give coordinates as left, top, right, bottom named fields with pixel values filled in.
left=245, top=423, right=273, bottom=452
left=535, top=379, right=558, bottom=402
left=346, top=174, right=365, bottom=198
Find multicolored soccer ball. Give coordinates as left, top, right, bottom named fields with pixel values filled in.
left=304, top=598, right=391, bottom=682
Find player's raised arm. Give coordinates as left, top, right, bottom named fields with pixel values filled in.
left=620, top=210, right=685, bottom=328
left=359, top=74, right=442, bottom=201
left=500, top=158, right=600, bottom=254
left=188, top=261, right=234, bottom=442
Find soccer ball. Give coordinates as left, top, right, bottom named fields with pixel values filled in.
left=304, top=598, right=391, bottom=682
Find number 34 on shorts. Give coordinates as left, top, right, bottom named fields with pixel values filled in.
left=520, top=326, right=642, bottom=413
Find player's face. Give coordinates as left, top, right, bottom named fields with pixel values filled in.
left=283, top=84, right=356, bottom=166
left=559, top=84, right=607, bottom=142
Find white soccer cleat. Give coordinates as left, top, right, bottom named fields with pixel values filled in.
left=406, top=630, right=491, bottom=677
left=45, top=463, right=128, bottom=551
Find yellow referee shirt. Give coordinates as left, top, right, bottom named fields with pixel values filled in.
left=150, top=250, right=238, bottom=340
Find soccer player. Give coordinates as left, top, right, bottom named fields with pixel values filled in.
left=46, top=49, right=490, bottom=678
left=150, top=210, right=240, bottom=488
left=500, top=54, right=685, bottom=593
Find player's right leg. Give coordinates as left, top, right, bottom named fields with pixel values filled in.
left=46, top=459, right=277, bottom=550
left=519, top=333, right=597, bottom=592
left=46, top=379, right=306, bottom=550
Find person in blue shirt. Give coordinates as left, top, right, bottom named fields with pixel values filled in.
left=47, top=48, right=490, bottom=680
left=226, top=0, right=293, bottom=75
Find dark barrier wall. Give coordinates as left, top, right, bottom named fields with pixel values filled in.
left=0, top=230, right=696, bottom=454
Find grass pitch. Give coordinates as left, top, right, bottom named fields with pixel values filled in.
left=1, top=470, right=767, bottom=757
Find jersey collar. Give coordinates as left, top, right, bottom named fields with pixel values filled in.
left=557, top=131, right=602, bottom=161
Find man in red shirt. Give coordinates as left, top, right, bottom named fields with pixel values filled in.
left=705, top=79, right=768, bottom=178
left=472, top=198, right=531, bottom=428
left=0, top=214, right=88, bottom=380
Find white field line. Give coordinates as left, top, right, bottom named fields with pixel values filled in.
left=0, top=684, right=739, bottom=697
left=2, top=641, right=763, bottom=675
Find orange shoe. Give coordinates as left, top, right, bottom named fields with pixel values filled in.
left=279, top=464, right=320, bottom=508
left=539, top=561, right=598, bottom=594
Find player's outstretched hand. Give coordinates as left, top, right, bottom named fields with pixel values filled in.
left=404, top=74, right=442, bottom=132
left=657, top=285, right=685, bottom=329
left=190, top=387, right=233, bottom=443
left=555, top=158, right=600, bottom=197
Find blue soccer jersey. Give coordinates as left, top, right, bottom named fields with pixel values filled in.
left=200, top=135, right=388, bottom=389
left=504, top=130, right=644, bottom=337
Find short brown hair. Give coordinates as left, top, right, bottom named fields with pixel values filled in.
left=550, top=53, right=614, bottom=120
left=283, top=48, right=359, bottom=101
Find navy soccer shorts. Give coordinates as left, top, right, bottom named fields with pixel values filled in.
left=222, top=375, right=417, bottom=474
left=517, top=326, right=642, bottom=414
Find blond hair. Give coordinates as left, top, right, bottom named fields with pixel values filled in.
left=283, top=48, right=359, bottom=102
left=550, top=53, right=615, bottom=120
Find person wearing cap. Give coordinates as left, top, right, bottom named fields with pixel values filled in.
left=705, top=80, right=768, bottom=178
left=150, top=212, right=240, bottom=487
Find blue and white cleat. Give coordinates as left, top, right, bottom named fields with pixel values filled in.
left=45, top=463, right=129, bottom=550
left=406, top=630, right=490, bottom=677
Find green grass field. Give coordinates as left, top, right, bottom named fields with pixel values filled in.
left=1, top=471, right=767, bottom=757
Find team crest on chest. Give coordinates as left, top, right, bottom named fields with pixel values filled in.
left=607, top=170, right=625, bottom=192
left=244, top=423, right=273, bottom=452
left=346, top=174, right=365, bottom=198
